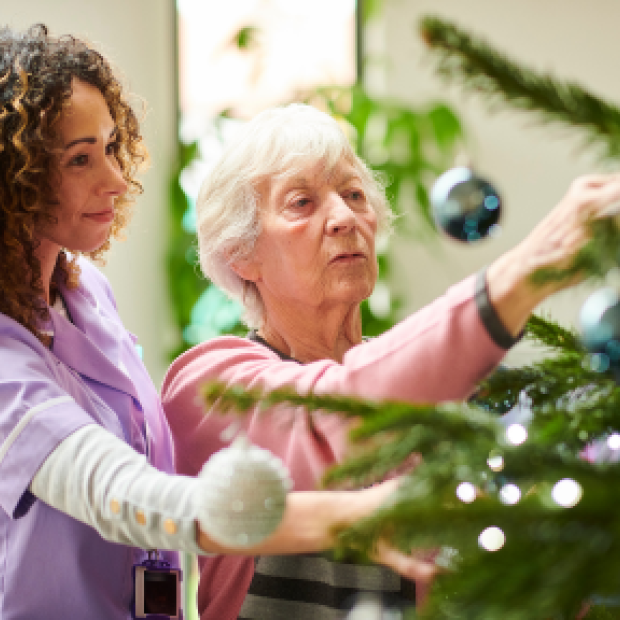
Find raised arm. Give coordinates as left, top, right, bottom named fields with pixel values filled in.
left=487, top=174, right=620, bottom=337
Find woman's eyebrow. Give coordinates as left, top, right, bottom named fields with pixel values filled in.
left=273, top=176, right=310, bottom=199
left=64, top=127, right=117, bottom=150
left=332, top=173, right=362, bottom=189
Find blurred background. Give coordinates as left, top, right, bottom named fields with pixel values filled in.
left=4, top=0, right=619, bottom=384
left=3, top=0, right=620, bottom=616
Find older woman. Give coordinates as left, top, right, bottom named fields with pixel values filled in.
left=161, top=103, right=620, bottom=620
left=0, top=26, right=434, bottom=620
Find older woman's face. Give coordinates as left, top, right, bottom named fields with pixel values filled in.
left=244, top=158, right=378, bottom=314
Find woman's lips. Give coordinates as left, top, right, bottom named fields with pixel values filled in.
left=331, top=253, right=366, bottom=264
left=84, top=210, right=114, bottom=223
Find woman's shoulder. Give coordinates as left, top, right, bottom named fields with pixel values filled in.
left=0, top=314, right=61, bottom=386
left=161, top=336, right=280, bottom=406
left=162, top=335, right=278, bottom=396
left=0, top=301, right=54, bottom=361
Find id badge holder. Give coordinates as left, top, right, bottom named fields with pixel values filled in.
left=132, top=550, right=183, bottom=619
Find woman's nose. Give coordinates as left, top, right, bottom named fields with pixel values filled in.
left=325, top=194, right=356, bottom=235
left=99, top=157, right=128, bottom=197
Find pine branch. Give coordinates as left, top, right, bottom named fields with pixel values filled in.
left=472, top=352, right=595, bottom=415
left=419, top=16, right=620, bottom=162
left=530, top=383, right=620, bottom=449
left=202, top=381, right=498, bottom=439
left=584, top=607, right=620, bottom=620
left=339, top=455, right=620, bottom=620
left=202, top=381, right=386, bottom=418
left=473, top=339, right=618, bottom=425
left=202, top=378, right=620, bottom=478
left=525, top=314, right=583, bottom=353
left=200, top=380, right=620, bottom=617
left=203, top=381, right=500, bottom=484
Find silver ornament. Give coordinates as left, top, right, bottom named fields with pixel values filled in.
left=197, top=433, right=292, bottom=548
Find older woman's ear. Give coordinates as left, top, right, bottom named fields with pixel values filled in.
left=229, top=256, right=262, bottom=283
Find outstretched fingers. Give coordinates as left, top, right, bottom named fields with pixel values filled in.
left=373, top=539, right=438, bottom=583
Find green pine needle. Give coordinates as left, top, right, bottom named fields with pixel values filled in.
left=525, top=314, right=583, bottom=353
left=419, top=16, right=620, bottom=162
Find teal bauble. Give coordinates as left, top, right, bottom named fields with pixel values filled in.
left=580, top=287, right=620, bottom=379
left=431, top=167, right=502, bottom=242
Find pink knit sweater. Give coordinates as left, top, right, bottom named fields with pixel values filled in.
left=161, top=275, right=509, bottom=620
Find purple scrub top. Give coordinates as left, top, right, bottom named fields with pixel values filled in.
left=0, top=257, right=179, bottom=619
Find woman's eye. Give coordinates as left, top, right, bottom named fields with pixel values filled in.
left=292, top=197, right=310, bottom=209
left=69, top=154, right=88, bottom=167
left=347, top=190, right=365, bottom=201
left=106, top=141, right=118, bottom=155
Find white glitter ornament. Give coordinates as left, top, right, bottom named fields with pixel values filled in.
left=197, top=433, right=292, bottom=548
left=343, top=592, right=410, bottom=619
left=344, top=594, right=384, bottom=620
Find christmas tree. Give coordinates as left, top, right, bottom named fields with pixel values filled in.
left=203, top=17, right=620, bottom=620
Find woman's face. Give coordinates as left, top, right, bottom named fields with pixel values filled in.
left=239, top=158, right=378, bottom=314
left=37, top=79, right=128, bottom=254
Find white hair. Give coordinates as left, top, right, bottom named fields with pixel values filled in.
left=196, top=103, right=393, bottom=328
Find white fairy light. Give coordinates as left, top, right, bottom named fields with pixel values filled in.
left=607, top=433, right=620, bottom=450
left=551, top=478, right=583, bottom=508
left=478, top=526, right=506, bottom=552
left=499, top=484, right=521, bottom=505
left=487, top=455, right=504, bottom=472
left=456, top=482, right=476, bottom=503
left=506, top=423, right=528, bottom=446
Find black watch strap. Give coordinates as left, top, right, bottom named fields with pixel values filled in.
left=475, top=269, right=523, bottom=350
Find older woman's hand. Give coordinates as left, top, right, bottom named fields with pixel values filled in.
left=372, top=539, right=438, bottom=583
left=486, top=173, right=620, bottom=338
left=196, top=477, right=438, bottom=581
left=362, top=479, right=438, bottom=583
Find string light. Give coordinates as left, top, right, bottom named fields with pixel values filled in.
left=478, top=526, right=506, bottom=552
left=499, top=484, right=521, bottom=505
left=487, top=455, right=504, bottom=471
left=607, top=433, right=620, bottom=450
left=456, top=482, right=476, bottom=503
left=506, top=423, right=528, bottom=445
left=551, top=479, right=583, bottom=508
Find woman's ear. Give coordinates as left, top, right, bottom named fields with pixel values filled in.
left=230, top=256, right=261, bottom=283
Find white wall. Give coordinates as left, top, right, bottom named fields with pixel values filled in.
left=2, top=0, right=177, bottom=386
left=376, top=0, right=620, bottom=364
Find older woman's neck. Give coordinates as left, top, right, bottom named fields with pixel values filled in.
left=259, top=304, right=363, bottom=364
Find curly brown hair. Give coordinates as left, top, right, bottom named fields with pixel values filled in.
left=0, top=24, right=148, bottom=344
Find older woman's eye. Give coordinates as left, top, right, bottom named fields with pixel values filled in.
left=346, top=190, right=365, bottom=201
left=292, top=197, right=311, bottom=209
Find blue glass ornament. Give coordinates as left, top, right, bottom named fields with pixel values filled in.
left=580, top=287, right=620, bottom=380
left=430, top=167, right=502, bottom=242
